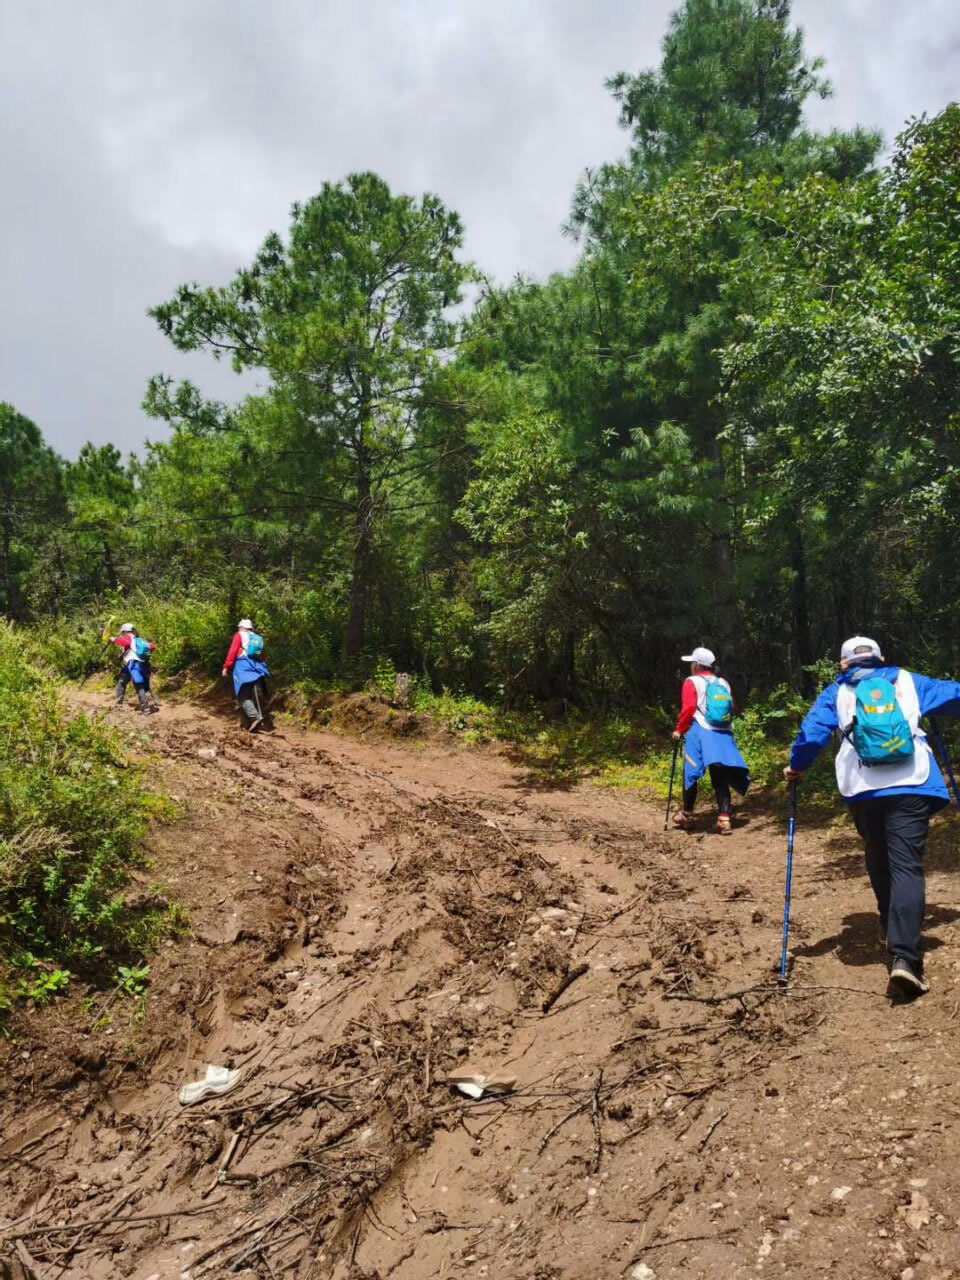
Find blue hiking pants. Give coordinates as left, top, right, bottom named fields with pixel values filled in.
left=850, top=794, right=932, bottom=972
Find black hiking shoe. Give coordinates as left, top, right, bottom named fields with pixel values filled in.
left=888, top=958, right=929, bottom=998
left=247, top=715, right=263, bottom=733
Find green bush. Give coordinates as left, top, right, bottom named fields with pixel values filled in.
left=0, top=622, right=175, bottom=1006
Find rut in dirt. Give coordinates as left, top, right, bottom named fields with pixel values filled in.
left=2, top=692, right=960, bottom=1280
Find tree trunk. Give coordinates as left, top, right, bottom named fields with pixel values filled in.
left=345, top=463, right=373, bottom=658
left=790, top=519, right=814, bottom=694
left=1, top=515, right=25, bottom=621
left=102, top=538, right=118, bottom=592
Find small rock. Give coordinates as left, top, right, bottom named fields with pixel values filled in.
left=900, top=1191, right=931, bottom=1231
left=196, top=746, right=217, bottom=761
left=630, top=1264, right=657, bottom=1280
left=831, top=1186, right=852, bottom=1202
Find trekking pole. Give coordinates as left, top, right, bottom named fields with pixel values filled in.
left=779, top=780, right=798, bottom=989
left=664, top=737, right=681, bottom=831
left=929, top=716, right=960, bottom=807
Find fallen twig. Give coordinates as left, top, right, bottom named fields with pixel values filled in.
left=541, top=962, right=589, bottom=1014
left=625, top=1226, right=738, bottom=1264
left=537, top=1097, right=591, bottom=1157
left=2, top=1197, right=227, bottom=1243
left=590, top=1070, right=604, bottom=1174
left=201, top=1129, right=241, bottom=1199
left=699, top=1110, right=728, bottom=1152
left=665, top=983, right=772, bottom=1005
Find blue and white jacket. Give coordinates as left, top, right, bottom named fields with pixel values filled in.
left=789, top=663, right=960, bottom=808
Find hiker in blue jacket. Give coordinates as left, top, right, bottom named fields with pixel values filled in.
left=672, top=646, right=750, bottom=834
left=785, top=635, right=960, bottom=998
left=222, top=618, right=270, bottom=731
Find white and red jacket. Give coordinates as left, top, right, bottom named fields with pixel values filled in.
left=675, top=674, right=736, bottom=735
left=111, top=633, right=154, bottom=667
left=223, top=631, right=254, bottom=672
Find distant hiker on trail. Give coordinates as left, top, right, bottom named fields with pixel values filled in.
left=109, top=623, right=158, bottom=713
left=222, top=618, right=270, bottom=732
left=785, top=635, right=960, bottom=999
left=672, top=646, right=750, bottom=835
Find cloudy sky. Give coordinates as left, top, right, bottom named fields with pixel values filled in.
left=2, top=1, right=958, bottom=458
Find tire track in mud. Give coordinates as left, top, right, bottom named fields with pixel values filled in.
left=2, top=694, right=960, bottom=1279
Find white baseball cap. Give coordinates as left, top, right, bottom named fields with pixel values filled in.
left=120, top=622, right=136, bottom=633
left=840, top=635, right=882, bottom=664
left=681, top=646, right=716, bottom=667
left=238, top=618, right=254, bottom=630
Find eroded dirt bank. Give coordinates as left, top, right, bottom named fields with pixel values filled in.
left=2, top=692, right=960, bottom=1280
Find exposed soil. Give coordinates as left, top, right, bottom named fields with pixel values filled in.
left=2, top=690, right=960, bottom=1280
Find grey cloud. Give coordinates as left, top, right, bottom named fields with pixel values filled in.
left=1, top=1, right=957, bottom=456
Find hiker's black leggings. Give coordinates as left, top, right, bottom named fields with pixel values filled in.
left=684, top=765, right=732, bottom=815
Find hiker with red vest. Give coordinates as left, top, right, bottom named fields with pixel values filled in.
left=671, top=646, right=750, bottom=835
left=222, top=618, right=270, bottom=731
left=785, top=635, right=960, bottom=998
left=109, top=622, right=158, bottom=713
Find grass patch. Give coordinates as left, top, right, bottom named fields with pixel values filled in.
left=0, top=621, right=180, bottom=1013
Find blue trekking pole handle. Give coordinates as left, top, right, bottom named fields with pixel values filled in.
left=929, top=716, right=960, bottom=807
left=779, top=780, right=798, bottom=987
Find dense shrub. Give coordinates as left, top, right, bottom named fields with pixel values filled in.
left=0, top=622, right=174, bottom=1007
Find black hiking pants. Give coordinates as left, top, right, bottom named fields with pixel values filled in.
left=850, top=794, right=932, bottom=972
left=683, top=765, right=733, bottom=816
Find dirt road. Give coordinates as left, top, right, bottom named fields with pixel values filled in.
left=2, top=692, right=959, bottom=1279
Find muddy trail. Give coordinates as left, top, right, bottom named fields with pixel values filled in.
left=3, top=692, right=960, bottom=1280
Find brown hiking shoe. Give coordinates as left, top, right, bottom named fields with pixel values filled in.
left=716, top=814, right=732, bottom=835
left=672, top=810, right=695, bottom=831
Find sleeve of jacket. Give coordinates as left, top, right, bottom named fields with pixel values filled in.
left=111, top=634, right=131, bottom=651
left=789, top=684, right=840, bottom=773
left=223, top=633, right=242, bottom=671
left=912, top=673, right=960, bottom=719
left=675, top=678, right=699, bottom=734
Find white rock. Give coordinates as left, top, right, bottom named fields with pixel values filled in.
left=831, top=1186, right=852, bottom=1202
left=630, top=1264, right=657, bottom=1280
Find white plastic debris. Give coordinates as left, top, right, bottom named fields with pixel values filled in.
left=179, top=1064, right=243, bottom=1106
left=447, top=1072, right=516, bottom=1100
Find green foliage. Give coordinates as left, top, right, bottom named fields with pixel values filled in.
left=0, top=622, right=175, bottom=1008
left=0, top=403, right=67, bottom=621
left=116, top=962, right=150, bottom=998
left=8, top=6, right=960, bottom=755
left=146, top=172, right=475, bottom=659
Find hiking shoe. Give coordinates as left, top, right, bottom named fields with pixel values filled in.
left=888, top=958, right=929, bottom=998
left=672, top=810, right=695, bottom=831
left=716, top=814, right=732, bottom=836
left=247, top=715, right=263, bottom=733
left=178, top=1064, right=243, bottom=1107
left=878, top=917, right=888, bottom=947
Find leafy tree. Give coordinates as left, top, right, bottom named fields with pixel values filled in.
left=64, top=444, right=135, bottom=595
left=147, top=172, right=472, bottom=655
left=0, top=404, right=65, bottom=620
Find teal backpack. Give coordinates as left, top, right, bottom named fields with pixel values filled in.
left=134, top=636, right=152, bottom=661
left=846, top=673, right=915, bottom=766
left=245, top=632, right=265, bottom=659
left=704, top=677, right=734, bottom=728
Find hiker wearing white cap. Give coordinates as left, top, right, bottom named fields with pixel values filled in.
left=108, top=623, right=158, bottom=713
left=222, top=619, right=270, bottom=731
left=785, top=635, right=960, bottom=999
left=671, top=646, right=750, bottom=834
